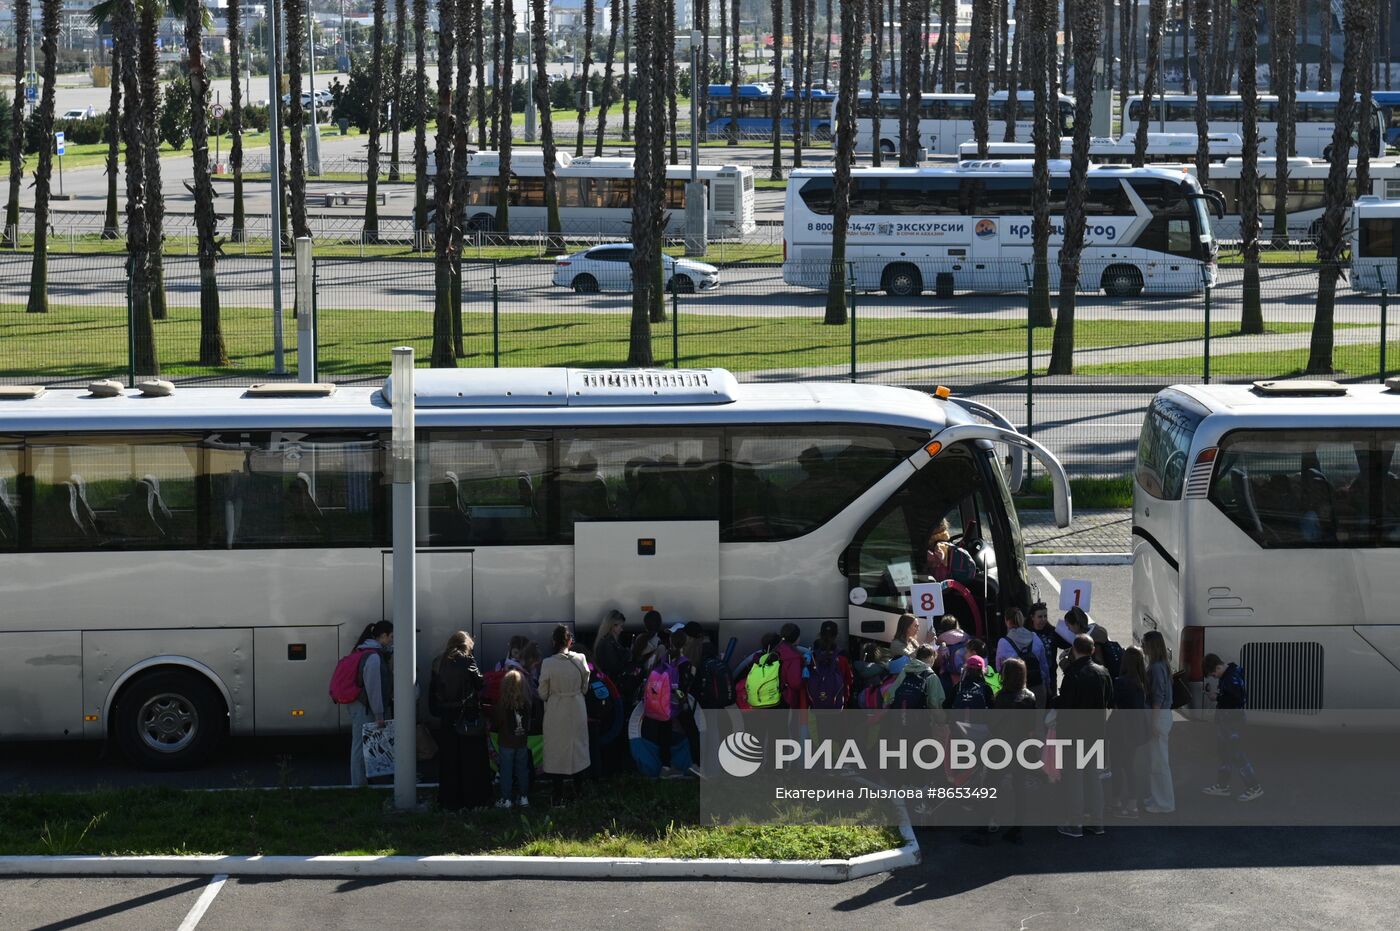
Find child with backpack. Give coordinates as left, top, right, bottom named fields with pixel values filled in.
left=885, top=645, right=947, bottom=713
left=994, top=607, right=1050, bottom=708
left=695, top=638, right=738, bottom=709
left=967, top=638, right=1000, bottom=696
left=1200, top=654, right=1264, bottom=802
left=806, top=633, right=854, bottom=709
left=952, top=654, right=995, bottom=712
left=493, top=668, right=534, bottom=809
left=1090, top=626, right=1125, bottom=681
left=853, top=642, right=890, bottom=701
left=429, top=630, right=490, bottom=811
left=1029, top=602, right=1061, bottom=703
left=935, top=616, right=971, bottom=694
left=641, top=632, right=699, bottom=777
left=331, top=620, right=394, bottom=788
left=776, top=623, right=808, bottom=710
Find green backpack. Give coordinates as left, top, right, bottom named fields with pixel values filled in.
left=747, top=652, right=783, bottom=709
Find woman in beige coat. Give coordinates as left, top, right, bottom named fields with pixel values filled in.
left=537, top=624, right=591, bottom=806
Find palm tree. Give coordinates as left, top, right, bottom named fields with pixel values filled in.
left=3, top=0, right=29, bottom=250
left=1005, top=0, right=1024, bottom=141
left=285, top=0, right=309, bottom=239
left=792, top=0, right=805, bottom=168
left=1308, top=0, right=1364, bottom=373
left=720, top=0, right=730, bottom=83
left=362, top=0, right=386, bottom=242
left=531, top=0, right=564, bottom=252
left=1119, top=0, right=1131, bottom=112
left=389, top=0, right=406, bottom=180
left=802, top=0, right=815, bottom=136
left=113, top=0, right=157, bottom=373
left=869, top=0, right=883, bottom=166
left=595, top=0, right=621, bottom=154
left=413, top=0, right=430, bottom=237
left=450, top=0, right=470, bottom=357
left=138, top=0, right=169, bottom=320
left=729, top=0, right=741, bottom=143
left=629, top=0, right=667, bottom=364
left=473, top=0, right=487, bottom=149
left=1213, top=0, right=1233, bottom=90
left=102, top=42, right=121, bottom=239
left=575, top=0, right=595, bottom=155
left=940, top=0, right=956, bottom=89
left=898, top=0, right=919, bottom=164
left=1046, top=0, right=1100, bottom=373
left=1134, top=0, right=1166, bottom=165
left=229, top=0, right=247, bottom=242
left=665, top=0, right=678, bottom=164
left=969, top=0, right=992, bottom=157
left=1029, top=0, right=1054, bottom=328
left=185, top=0, right=227, bottom=364
left=489, top=1, right=500, bottom=146
left=622, top=0, right=632, bottom=140
left=431, top=0, right=456, bottom=366
left=1319, top=0, right=1332, bottom=90
left=824, top=0, right=864, bottom=326
left=495, top=0, right=514, bottom=237
left=1194, top=0, right=1212, bottom=180
left=769, top=0, right=785, bottom=179
left=1357, top=0, right=1375, bottom=193
left=24, top=0, right=59, bottom=314
left=1271, top=0, right=1296, bottom=243
left=1181, top=0, right=1190, bottom=93
left=1238, top=0, right=1264, bottom=334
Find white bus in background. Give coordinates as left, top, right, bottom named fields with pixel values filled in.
left=782, top=161, right=1219, bottom=298
left=1204, top=157, right=1400, bottom=240
left=1123, top=92, right=1385, bottom=159
left=1132, top=380, right=1400, bottom=717
left=452, top=150, right=757, bottom=238
left=1351, top=196, right=1400, bottom=292
left=956, top=133, right=1245, bottom=164
left=0, top=370, right=1069, bottom=767
left=846, top=91, right=1077, bottom=157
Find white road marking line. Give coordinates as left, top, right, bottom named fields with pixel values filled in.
left=176, top=873, right=227, bottom=931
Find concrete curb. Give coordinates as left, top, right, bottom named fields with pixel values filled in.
left=1027, top=552, right=1132, bottom=566
left=0, top=823, right=919, bottom=883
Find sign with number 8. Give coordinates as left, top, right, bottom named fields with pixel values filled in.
left=910, top=582, right=946, bottom=619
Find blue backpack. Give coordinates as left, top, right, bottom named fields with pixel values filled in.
left=891, top=669, right=931, bottom=710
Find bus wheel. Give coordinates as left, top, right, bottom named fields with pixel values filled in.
left=881, top=140, right=896, bottom=156
left=573, top=274, right=600, bottom=294
left=113, top=669, right=226, bottom=770
left=1102, top=266, right=1144, bottom=299
left=935, top=272, right=955, bottom=299
left=883, top=263, right=923, bottom=297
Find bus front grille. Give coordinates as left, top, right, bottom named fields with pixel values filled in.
left=1240, top=641, right=1325, bottom=713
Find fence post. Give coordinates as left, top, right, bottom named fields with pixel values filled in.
left=1202, top=273, right=1212, bottom=385
left=848, top=263, right=858, bottom=383
left=671, top=277, right=680, bottom=369
left=295, top=237, right=316, bottom=381
left=491, top=260, right=501, bottom=368
left=1382, top=286, right=1390, bottom=382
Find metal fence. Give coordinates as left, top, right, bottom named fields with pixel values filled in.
left=2, top=253, right=1393, bottom=480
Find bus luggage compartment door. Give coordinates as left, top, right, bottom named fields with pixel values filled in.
left=381, top=549, right=475, bottom=713
left=574, top=521, right=719, bottom=631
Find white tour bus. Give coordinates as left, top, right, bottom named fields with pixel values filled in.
left=454, top=150, right=757, bottom=238
left=0, top=370, right=1069, bottom=767
left=1351, top=196, right=1400, bottom=292
left=847, top=91, right=1077, bottom=157
left=782, top=162, right=1219, bottom=297
left=1132, top=380, right=1400, bottom=717
left=1203, top=157, right=1400, bottom=241
left=1122, top=92, right=1384, bottom=159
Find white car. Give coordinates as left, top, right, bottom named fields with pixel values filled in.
left=551, top=244, right=719, bottom=294
left=60, top=108, right=93, bottom=120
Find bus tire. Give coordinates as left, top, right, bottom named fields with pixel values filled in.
left=1102, top=265, right=1144, bottom=299
left=113, top=668, right=227, bottom=770
left=880, top=140, right=896, bottom=156
left=935, top=272, right=955, bottom=299
left=883, top=263, right=923, bottom=297
left=573, top=274, right=600, bottom=294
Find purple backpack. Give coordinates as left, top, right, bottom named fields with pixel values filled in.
left=807, top=650, right=849, bottom=709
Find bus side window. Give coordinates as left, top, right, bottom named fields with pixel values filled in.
left=0, top=439, right=17, bottom=550
left=418, top=431, right=551, bottom=546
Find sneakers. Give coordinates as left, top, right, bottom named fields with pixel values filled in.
left=1202, top=784, right=1233, bottom=797
left=1118, top=805, right=1140, bottom=820
left=517, top=795, right=530, bottom=808
left=1143, top=804, right=1175, bottom=814
left=1057, top=825, right=1084, bottom=838
left=659, top=766, right=686, bottom=780
left=1084, top=825, right=1106, bottom=836
left=1237, top=785, right=1265, bottom=802
left=495, top=798, right=513, bottom=810
left=687, top=764, right=704, bottom=779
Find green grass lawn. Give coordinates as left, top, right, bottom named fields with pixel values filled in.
left=0, top=779, right=900, bottom=859
left=0, top=302, right=1319, bottom=381
left=1216, top=248, right=1325, bottom=266
left=1015, top=474, right=1134, bottom=510
left=1076, top=335, right=1396, bottom=380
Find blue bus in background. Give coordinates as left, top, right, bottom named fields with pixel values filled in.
left=1372, top=90, right=1400, bottom=147
left=705, top=83, right=837, bottom=139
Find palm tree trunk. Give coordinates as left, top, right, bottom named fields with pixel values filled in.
left=432, top=0, right=456, bottom=367
left=532, top=0, right=564, bottom=252
left=1047, top=0, right=1100, bottom=373
left=286, top=0, right=309, bottom=239
left=1135, top=0, right=1166, bottom=165
left=729, top=0, right=741, bottom=143
left=1298, top=0, right=1309, bottom=90
left=792, top=0, right=805, bottom=167
left=941, top=0, right=956, bottom=89
left=1006, top=0, right=1024, bottom=140
left=630, top=0, right=665, bottom=363
left=1119, top=0, right=1131, bottom=114
left=1319, top=0, right=1332, bottom=89
left=451, top=0, right=470, bottom=356
left=1029, top=0, right=1054, bottom=328
left=970, top=0, right=992, bottom=156
left=472, top=0, right=486, bottom=149
left=388, top=0, right=406, bottom=180
left=1309, top=0, right=1365, bottom=373
left=1102, top=0, right=1114, bottom=94
left=1272, top=0, right=1296, bottom=242
left=139, top=4, right=166, bottom=320
left=489, top=3, right=500, bottom=147
left=1239, top=0, right=1264, bottom=334
left=575, top=0, right=595, bottom=155
left=114, top=0, right=156, bottom=374
left=362, top=0, right=385, bottom=242
left=25, top=0, right=59, bottom=314
left=1182, top=0, right=1191, bottom=94
left=870, top=0, right=883, bottom=164
left=103, top=43, right=121, bottom=240
left=495, top=0, right=514, bottom=237
left=596, top=0, right=621, bottom=153
left=899, top=0, right=920, bottom=163
left=824, top=0, right=863, bottom=326
left=666, top=0, right=678, bottom=164
left=721, top=0, right=730, bottom=82
left=413, top=0, right=430, bottom=237
left=230, top=0, right=247, bottom=243
left=186, top=0, right=227, bottom=365
left=770, top=0, right=785, bottom=178
left=1195, top=0, right=1213, bottom=181
left=623, top=0, right=632, bottom=140
left=3, top=0, right=28, bottom=250
left=1358, top=0, right=1375, bottom=191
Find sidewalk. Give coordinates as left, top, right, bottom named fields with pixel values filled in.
left=1020, top=507, right=1131, bottom=553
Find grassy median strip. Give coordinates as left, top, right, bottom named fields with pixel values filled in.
left=1075, top=336, right=1390, bottom=380
left=0, top=302, right=1308, bottom=380
left=0, top=781, right=900, bottom=860
left=1015, top=475, right=1134, bottom=510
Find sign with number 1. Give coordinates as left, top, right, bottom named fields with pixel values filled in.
left=910, top=581, right=946, bottom=619
left=1058, top=579, right=1093, bottom=613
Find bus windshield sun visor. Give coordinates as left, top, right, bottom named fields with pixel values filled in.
left=1193, top=189, right=1227, bottom=219
left=923, top=424, right=1073, bottom=529
left=944, top=395, right=1027, bottom=492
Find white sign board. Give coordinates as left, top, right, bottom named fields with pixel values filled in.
left=887, top=561, right=914, bottom=591
left=54, top=131, right=64, bottom=156
left=1058, top=579, right=1093, bottom=613
left=910, top=581, right=946, bottom=619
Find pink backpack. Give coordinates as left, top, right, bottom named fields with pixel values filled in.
left=329, top=647, right=377, bottom=705
left=642, top=662, right=674, bottom=721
